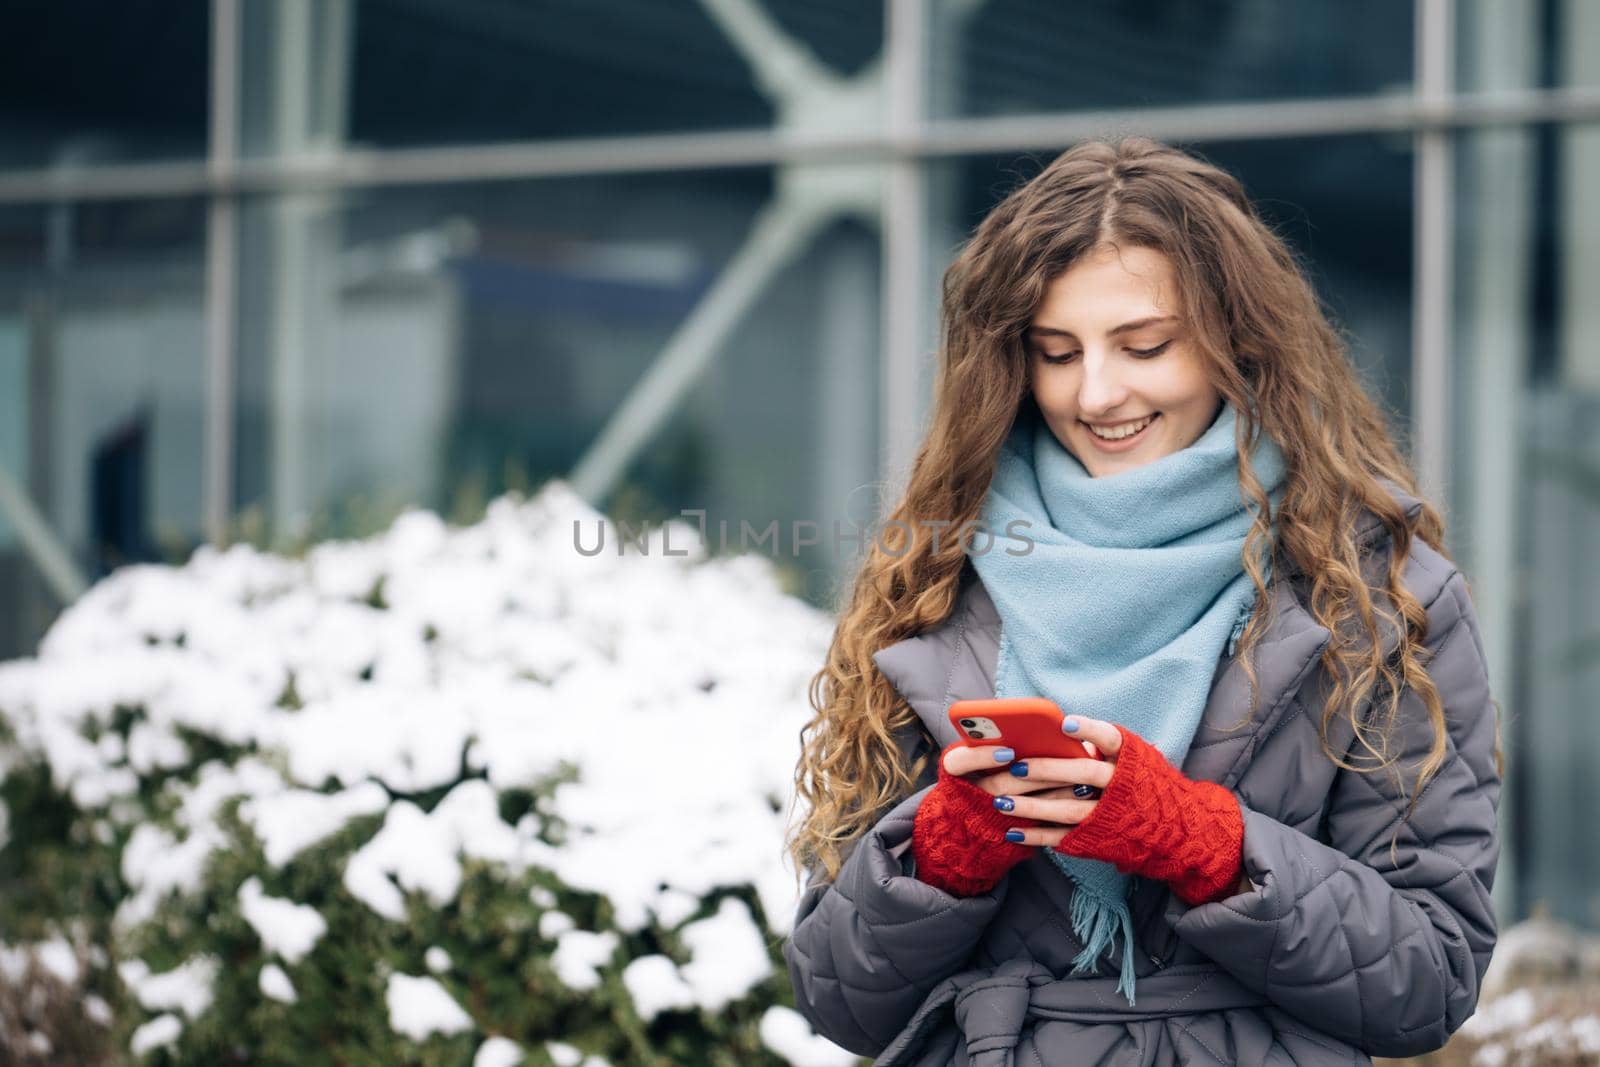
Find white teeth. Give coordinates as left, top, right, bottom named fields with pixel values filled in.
left=1086, top=415, right=1156, bottom=441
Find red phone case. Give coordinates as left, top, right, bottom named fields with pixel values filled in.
left=947, top=697, right=1098, bottom=761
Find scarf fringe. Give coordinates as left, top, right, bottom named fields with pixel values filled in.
left=1225, top=558, right=1275, bottom=658
left=1065, top=882, right=1140, bottom=1006
left=1226, top=601, right=1250, bottom=659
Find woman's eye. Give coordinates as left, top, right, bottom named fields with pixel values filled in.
left=1033, top=340, right=1172, bottom=363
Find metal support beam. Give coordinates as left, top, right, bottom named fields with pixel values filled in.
left=881, top=0, right=929, bottom=498
left=1413, top=0, right=1454, bottom=500
left=4, top=88, right=1600, bottom=206
left=569, top=0, right=872, bottom=506
left=204, top=0, right=240, bottom=546
left=0, top=463, right=88, bottom=605
left=568, top=199, right=825, bottom=503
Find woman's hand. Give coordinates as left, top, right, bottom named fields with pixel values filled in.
left=908, top=741, right=1045, bottom=896
left=1011, top=716, right=1248, bottom=906
left=944, top=715, right=1123, bottom=848
left=917, top=716, right=1248, bottom=903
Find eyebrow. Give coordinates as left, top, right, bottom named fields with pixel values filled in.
left=1026, top=315, right=1178, bottom=339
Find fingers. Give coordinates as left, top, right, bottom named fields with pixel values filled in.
left=939, top=744, right=1029, bottom=798
left=997, top=757, right=1114, bottom=793
left=1029, top=785, right=1102, bottom=802
left=992, top=791, right=1097, bottom=826
left=941, top=742, right=1020, bottom=778
left=998, top=825, right=1075, bottom=844
left=1061, top=715, right=1122, bottom=758
left=940, top=742, right=1117, bottom=802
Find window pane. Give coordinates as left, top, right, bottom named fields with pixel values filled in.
left=0, top=198, right=207, bottom=660
left=1459, top=0, right=1598, bottom=92
left=765, top=0, right=882, bottom=79
left=0, top=0, right=209, bottom=168
left=930, top=0, right=1413, bottom=119
left=236, top=0, right=885, bottom=154
left=1452, top=122, right=1600, bottom=925
left=231, top=166, right=882, bottom=610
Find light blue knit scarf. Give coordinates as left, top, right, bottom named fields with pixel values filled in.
left=965, top=402, right=1285, bottom=1004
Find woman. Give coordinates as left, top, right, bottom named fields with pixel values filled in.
left=782, top=136, right=1502, bottom=1066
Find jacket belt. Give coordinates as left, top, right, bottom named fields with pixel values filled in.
left=874, top=958, right=1269, bottom=1067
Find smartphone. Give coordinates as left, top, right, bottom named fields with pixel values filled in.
left=947, top=697, right=1099, bottom=762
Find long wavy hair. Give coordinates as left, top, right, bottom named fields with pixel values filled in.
left=787, top=136, right=1493, bottom=886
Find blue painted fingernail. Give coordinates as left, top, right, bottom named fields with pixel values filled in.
left=1062, top=717, right=1080, bottom=733
left=993, top=796, right=1014, bottom=812
left=1073, top=784, right=1099, bottom=799
left=1004, top=829, right=1026, bottom=843
left=1009, top=761, right=1029, bottom=777
left=992, top=747, right=1015, bottom=763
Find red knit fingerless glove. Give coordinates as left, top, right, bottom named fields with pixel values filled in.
left=910, top=744, right=1036, bottom=897
left=1053, top=724, right=1245, bottom=906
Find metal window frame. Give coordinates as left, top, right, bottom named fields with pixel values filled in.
left=1, top=70, right=1595, bottom=543
left=3, top=85, right=1598, bottom=206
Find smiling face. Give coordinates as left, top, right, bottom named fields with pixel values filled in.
left=1025, top=243, right=1224, bottom=478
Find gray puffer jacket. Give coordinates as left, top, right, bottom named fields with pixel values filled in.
left=784, top=486, right=1501, bottom=1065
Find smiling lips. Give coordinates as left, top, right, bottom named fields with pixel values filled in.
left=1081, top=413, right=1160, bottom=450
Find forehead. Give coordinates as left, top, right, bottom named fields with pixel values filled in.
left=1030, top=246, right=1179, bottom=326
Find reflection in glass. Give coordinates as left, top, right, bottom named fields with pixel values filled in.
left=231, top=166, right=882, bottom=609
left=0, top=0, right=208, bottom=168
left=1458, top=0, right=1599, bottom=92
left=930, top=0, right=1412, bottom=119
left=0, top=199, right=207, bottom=660
left=290, top=0, right=783, bottom=151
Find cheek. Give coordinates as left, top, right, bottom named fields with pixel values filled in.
left=1162, top=373, right=1221, bottom=444
left=1159, top=354, right=1217, bottom=409
left=1030, top=368, right=1080, bottom=416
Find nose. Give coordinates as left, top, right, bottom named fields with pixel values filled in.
left=1076, top=351, right=1128, bottom=416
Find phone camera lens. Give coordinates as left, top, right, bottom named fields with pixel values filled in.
left=959, top=718, right=976, bottom=728
left=966, top=730, right=984, bottom=739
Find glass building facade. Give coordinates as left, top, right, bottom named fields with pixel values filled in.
left=1, top=0, right=1597, bottom=928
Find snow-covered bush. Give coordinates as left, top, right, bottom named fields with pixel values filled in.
left=0, top=933, right=118, bottom=1065
left=0, top=481, right=859, bottom=1066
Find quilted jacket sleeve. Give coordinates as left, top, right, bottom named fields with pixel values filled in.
left=1167, top=566, right=1501, bottom=1058
left=782, top=779, right=1012, bottom=1057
